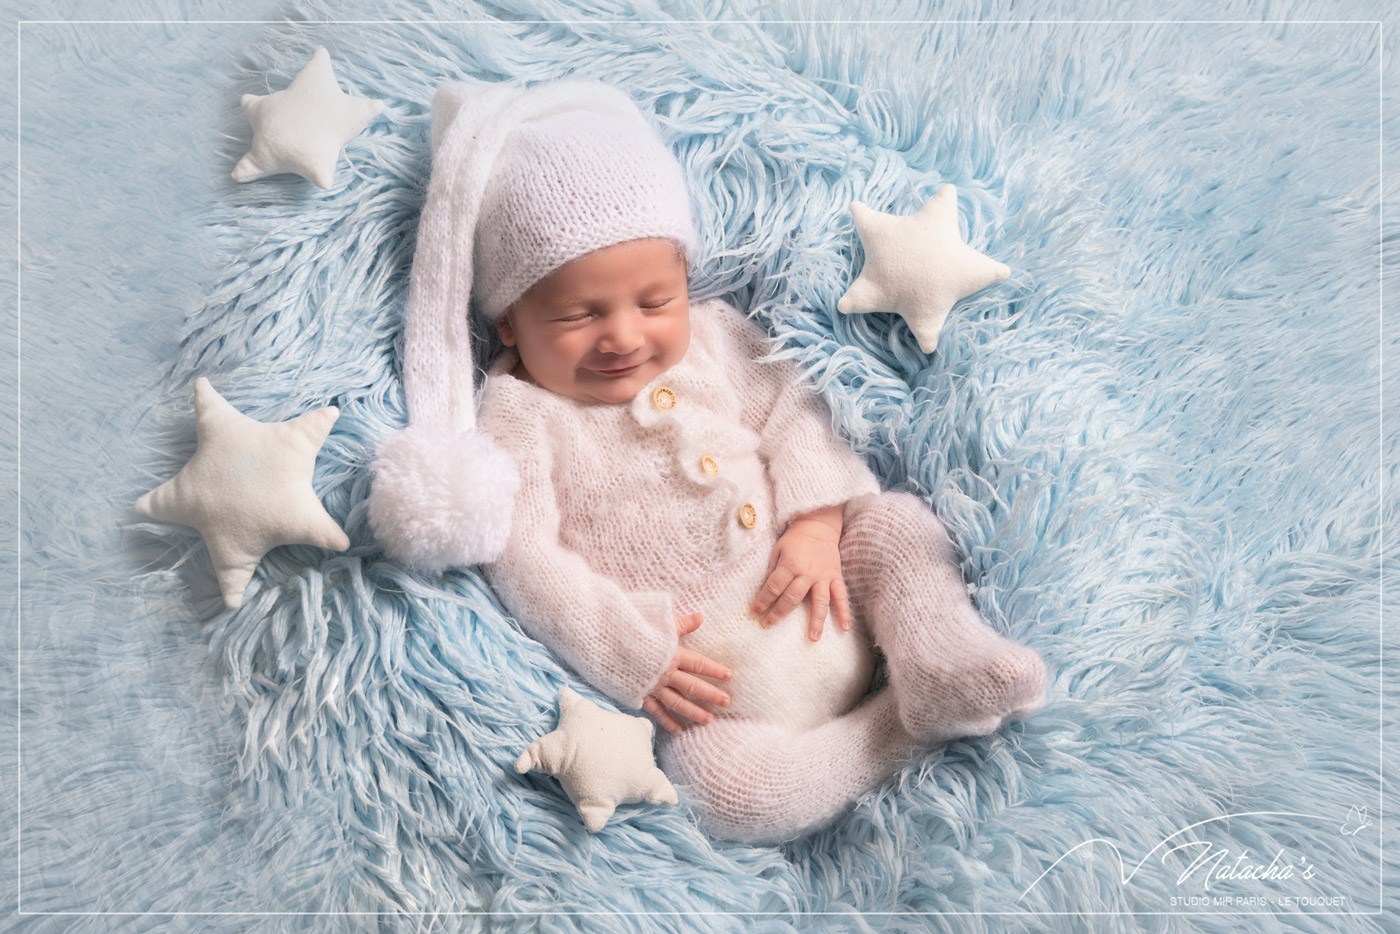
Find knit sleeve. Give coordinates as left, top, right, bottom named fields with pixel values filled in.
left=479, top=381, right=678, bottom=710
left=707, top=301, right=881, bottom=529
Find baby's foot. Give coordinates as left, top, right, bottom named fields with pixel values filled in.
left=894, top=642, right=1047, bottom=746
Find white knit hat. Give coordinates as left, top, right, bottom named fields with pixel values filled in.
left=367, top=78, right=699, bottom=573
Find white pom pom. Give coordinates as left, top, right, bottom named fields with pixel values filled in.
left=368, top=424, right=520, bottom=572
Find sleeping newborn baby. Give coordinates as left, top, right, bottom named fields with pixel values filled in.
left=370, top=78, right=1049, bottom=846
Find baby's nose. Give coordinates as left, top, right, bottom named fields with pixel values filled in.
left=597, top=311, right=645, bottom=354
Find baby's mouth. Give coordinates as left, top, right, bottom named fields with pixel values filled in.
left=592, top=360, right=645, bottom=377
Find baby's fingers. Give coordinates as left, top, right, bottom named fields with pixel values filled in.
left=807, top=587, right=830, bottom=642
left=672, top=670, right=731, bottom=710
left=833, top=577, right=852, bottom=632
left=751, top=566, right=795, bottom=620
left=762, top=576, right=811, bottom=627
left=655, top=685, right=714, bottom=726
left=676, top=647, right=732, bottom=682
left=675, top=612, right=703, bottom=635
left=643, top=694, right=684, bottom=735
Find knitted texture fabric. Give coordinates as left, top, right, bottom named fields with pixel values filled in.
left=657, top=687, right=915, bottom=846
left=479, top=299, right=1049, bottom=843
left=478, top=296, right=883, bottom=714
left=402, top=78, right=697, bottom=432
left=841, top=491, right=1049, bottom=744
left=658, top=491, right=1048, bottom=845
left=475, top=100, right=698, bottom=322
left=367, top=79, right=696, bottom=572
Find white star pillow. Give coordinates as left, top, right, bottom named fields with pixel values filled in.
left=233, top=46, right=385, bottom=189
left=837, top=184, right=1010, bottom=353
left=135, top=378, right=350, bottom=609
left=515, top=686, right=678, bottom=832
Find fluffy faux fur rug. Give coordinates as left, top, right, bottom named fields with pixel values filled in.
left=5, top=0, right=1397, bottom=931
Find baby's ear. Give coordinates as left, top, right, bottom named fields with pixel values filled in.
left=496, top=311, right=517, bottom=347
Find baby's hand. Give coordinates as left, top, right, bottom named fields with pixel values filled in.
left=751, top=507, right=851, bottom=642
left=643, top=613, right=733, bottom=736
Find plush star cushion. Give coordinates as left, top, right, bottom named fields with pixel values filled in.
left=514, top=686, right=678, bottom=832
left=134, top=377, right=350, bottom=608
left=837, top=184, right=1010, bottom=352
left=232, top=46, right=385, bottom=189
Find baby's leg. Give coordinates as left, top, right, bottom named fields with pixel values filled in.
left=843, top=492, right=1049, bottom=746
left=655, top=687, right=915, bottom=846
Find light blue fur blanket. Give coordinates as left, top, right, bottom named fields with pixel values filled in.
left=5, top=0, right=1397, bottom=931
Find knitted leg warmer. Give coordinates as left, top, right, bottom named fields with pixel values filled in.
left=655, top=687, right=915, bottom=845
left=842, top=491, right=1048, bottom=746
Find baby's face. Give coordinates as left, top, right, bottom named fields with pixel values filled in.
left=496, top=237, right=691, bottom=404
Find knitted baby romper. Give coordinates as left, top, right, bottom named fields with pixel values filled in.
left=660, top=490, right=1048, bottom=844
left=479, top=297, right=1048, bottom=845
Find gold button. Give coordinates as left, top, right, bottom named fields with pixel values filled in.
left=738, top=503, right=757, bottom=529
left=650, top=386, right=677, bottom=411
left=700, top=455, right=719, bottom=477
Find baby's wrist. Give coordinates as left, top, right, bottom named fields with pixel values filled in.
left=786, top=504, right=844, bottom=540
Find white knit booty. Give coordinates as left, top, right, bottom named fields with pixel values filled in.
left=842, top=491, right=1050, bottom=746
left=891, top=634, right=1047, bottom=745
